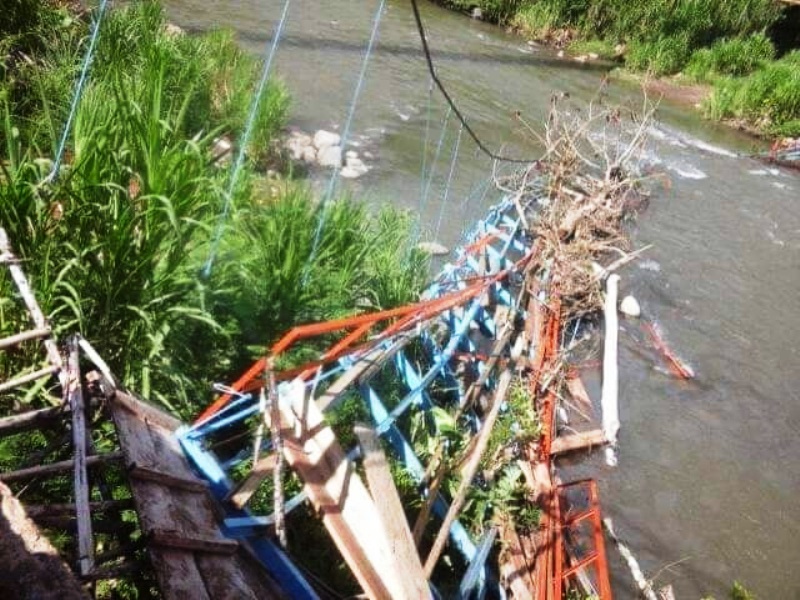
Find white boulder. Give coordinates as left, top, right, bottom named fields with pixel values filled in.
left=313, top=130, right=341, bottom=150
left=619, top=295, right=641, bottom=318
left=317, top=145, right=343, bottom=168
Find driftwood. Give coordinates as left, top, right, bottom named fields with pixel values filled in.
left=550, top=428, right=607, bottom=455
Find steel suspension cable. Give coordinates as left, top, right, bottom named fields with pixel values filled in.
left=44, top=0, right=109, bottom=184
left=304, top=0, right=387, bottom=284
left=203, top=0, right=292, bottom=278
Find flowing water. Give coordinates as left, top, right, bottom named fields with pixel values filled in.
left=164, top=1, right=800, bottom=597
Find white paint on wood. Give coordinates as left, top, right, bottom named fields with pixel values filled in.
left=601, top=274, right=620, bottom=466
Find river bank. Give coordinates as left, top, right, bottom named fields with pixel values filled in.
left=432, top=0, right=800, bottom=140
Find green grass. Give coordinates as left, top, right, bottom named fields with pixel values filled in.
left=686, top=33, right=775, bottom=81
left=704, top=52, right=800, bottom=136
left=0, top=1, right=428, bottom=418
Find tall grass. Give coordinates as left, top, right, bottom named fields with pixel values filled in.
left=0, top=1, right=428, bottom=418
left=704, top=52, right=800, bottom=136
left=685, top=33, right=775, bottom=81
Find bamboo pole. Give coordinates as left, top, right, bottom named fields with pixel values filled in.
left=0, top=452, right=123, bottom=482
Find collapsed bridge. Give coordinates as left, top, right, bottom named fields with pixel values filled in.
left=0, top=192, right=620, bottom=599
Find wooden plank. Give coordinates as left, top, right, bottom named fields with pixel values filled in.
left=550, top=429, right=607, bottom=456
left=0, top=327, right=51, bottom=349
left=0, top=452, right=123, bottom=482
left=280, top=379, right=405, bottom=600
left=228, top=454, right=277, bottom=510
left=66, top=337, right=93, bottom=576
left=354, top=423, right=430, bottom=600
left=424, top=369, right=514, bottom=576
left=0, top=365, right=59, bottom=393
left=108, top=395, right=213, bottom=600
left=0, top=481, right=89, bottom=600
left=0, top=405, right=65, bottom=436
left=0, top=228, right=63, bottom=379
left=128, top=464, right=208, bottom=493
left=149, top=530, right=239, bottom=555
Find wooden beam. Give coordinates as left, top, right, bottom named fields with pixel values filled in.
left=0, top=451, right=123, bottom=483
left=424, top=368, right=514, bottom=576
left=227, top=454, right=277, bottom=510
left=127, top=464, right=208, bottom=493
left=149, top=530, right=239, bottom=555
left=66, top=337, right=94, bottom=576
left=0, top=365, right=59, bottom=393
left=0, top=405, right=66, bottom=436
left=354, top=423, right=430, bottom=600
left=0, top=327, right=51, bottom=349
left=279, top=379, right=407, bottom=599
left=550, top=429, right=607, bottom=456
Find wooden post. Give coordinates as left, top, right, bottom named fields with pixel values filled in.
left=66, top=336, right=94, bottom=576
left=601, top=274, right=620, bottom=466
left=354, top=423, right=430, bottom=599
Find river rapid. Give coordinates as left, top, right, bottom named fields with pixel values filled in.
left=163, top=1, right=800, bottom=597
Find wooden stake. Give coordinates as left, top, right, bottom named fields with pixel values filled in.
left=267, top=368, right=287, bottom=549
left=66, top=337, right=94, bottom=576
left=0, top=228, right=64, bottom=383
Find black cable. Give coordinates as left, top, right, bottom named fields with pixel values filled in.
left=409, top=0, right=534, bottom=164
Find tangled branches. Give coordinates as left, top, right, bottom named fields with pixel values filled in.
left=497, top=93, right=661, bottom=318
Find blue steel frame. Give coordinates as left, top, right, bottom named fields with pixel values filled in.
left=176, top=198, right=533, bottom=600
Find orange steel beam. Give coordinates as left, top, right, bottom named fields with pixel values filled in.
left=194, top=260, right=531, bottom=423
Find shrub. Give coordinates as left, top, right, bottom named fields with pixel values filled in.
left=626, top=35, right=693, bottom=76
left=704, top=54, right=800, bottom=135
left=686, top=33, right=775, bottom=81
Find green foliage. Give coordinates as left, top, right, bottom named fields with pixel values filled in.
left=686, top=33, right=775, bottom=81
left=731, top=581, right=756, bottom=600
left=626, top=35, right=693, bottom=77
left=439, top=0, right=526, bottom=24
left=567, top=39, right=617, bottom=60
left=704, top=53, right=800, bottom=135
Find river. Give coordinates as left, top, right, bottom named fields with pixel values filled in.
left=163, top=1, right=800, bottom=597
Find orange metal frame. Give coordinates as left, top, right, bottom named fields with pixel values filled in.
left=194, top=250, right=533, bottom=424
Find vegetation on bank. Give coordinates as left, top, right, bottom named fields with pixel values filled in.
left=0, top=0, right=428, bottom=419
left=436, top=0, right=800, bottom=136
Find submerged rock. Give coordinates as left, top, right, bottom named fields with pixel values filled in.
left=317, top=145, right=343, bottom=167
left=417, top=241, right=449, bottom=256
left=313, top=130, right=341, bottom=150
